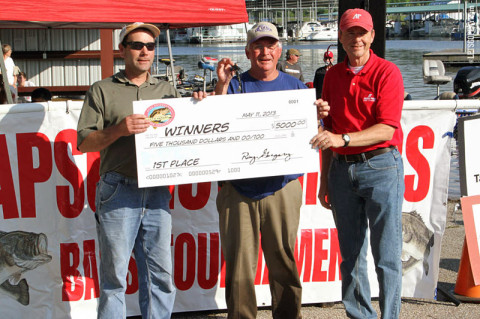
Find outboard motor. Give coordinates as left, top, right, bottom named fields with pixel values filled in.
left=452, top=66, right=480, bottom=139
left=454, top=66, right=480, bottom=98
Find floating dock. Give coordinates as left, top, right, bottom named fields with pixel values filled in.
left=423, top=49, right=480, bottom=66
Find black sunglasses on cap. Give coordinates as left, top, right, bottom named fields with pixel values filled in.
left=125, top=41, right=156, bottom=51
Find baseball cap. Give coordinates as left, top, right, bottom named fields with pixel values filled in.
left=247, top=22, right=279, bottom=45
left=324, top=51, right=334, bottom=60
left=119, top=22, right=161, bottom=43
left=287, top=48, right=301, bottom=56
left=339, top=8, right=374, bottom=32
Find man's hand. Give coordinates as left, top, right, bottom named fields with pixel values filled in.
left=192, top=90, right=210, bottom=101
left=78, top=113, right=149, bottom=153
left=215, top=58, right=237, bottom=95
left=315, top=98, right=329, bottom=119
left=216, top=58, right=236, bottom=83
left=318, top=180, right=331, bottom=210
left=310, top=128, right=343, bottom=151
left=318, top=149, right=333, bottom=210
left=119, top=114, right=150, bottom=136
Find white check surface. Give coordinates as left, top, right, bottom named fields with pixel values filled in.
left=134, top=89, right=319, bottom=187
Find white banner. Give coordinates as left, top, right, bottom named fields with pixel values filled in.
left=0, top=101, right=457, bottom=317
left=458, top=114, right=480, bottom=196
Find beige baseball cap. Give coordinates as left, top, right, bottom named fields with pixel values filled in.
left=247, top=22, right=279, bottom=45
left=119, top=22, right=160, bottom=43
left=287, top=48, right=301, bottom=56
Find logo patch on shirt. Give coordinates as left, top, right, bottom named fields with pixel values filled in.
left=286, top=69, right=301, bottom=74
left=363, top=93, right=376, bottom=102
left=145, top=103, right=175, bottom=127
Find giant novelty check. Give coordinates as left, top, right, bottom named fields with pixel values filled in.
left=134, top=89, right=320, bottom=187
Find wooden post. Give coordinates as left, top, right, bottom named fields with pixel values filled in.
left=337, top=0, right=386, bottom=61
left=100, top=29, right=114, bottom=79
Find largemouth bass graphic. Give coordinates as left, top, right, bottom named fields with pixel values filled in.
left=402, top=211, right=434, bottom=276
left=0, top=231, right=52, bottom=305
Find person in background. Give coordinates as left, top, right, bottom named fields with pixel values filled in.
left=18, top=72, right=36, bottom=102
left=277, top=48, right=304, bottom=82
left=2, top=44, right=17, bottom=87
left=314, top=8, right=405, bottom=319
left=13, top=65, right=21, bottom=87
left=213, top=22, right=329, bottom=319
left=17, top=71, right=35, bottom=87
left=31, top=87, right=52, bottom=102
left=0, top=74, right=8, bottom=104
left=76, top=22, right=208, bottom=319
left=313, top=50, right=334, bottom=99
left=0, top=74, right=17, bottom=104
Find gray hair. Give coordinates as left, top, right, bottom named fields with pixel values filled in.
left=2, top=44, right=12, bottom=55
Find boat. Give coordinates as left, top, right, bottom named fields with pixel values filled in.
left=172, top=29, right=190, bottom=43
left=449, top=1, right=480, bottom=40
left=172, top=27, right=203, bottom=43
left=296, top=21, right=323, bottom=40
left=304, top=23, right=338, bottom=41
left=188, top=28, right=203, bottom=44
left=411, top=25, right=451, bottom=37
left=450, top=25, right=480, bottom=40
left=199, top=23, right=254, bottom=43
left=411, top=20, right=454, bottom=38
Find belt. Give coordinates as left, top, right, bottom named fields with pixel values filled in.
left=334, top=146, right=395, bottom=163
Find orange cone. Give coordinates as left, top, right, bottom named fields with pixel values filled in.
left=453, top=239, right=480, bottom=302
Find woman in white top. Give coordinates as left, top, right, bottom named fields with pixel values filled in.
left=2, top=44, right=16, bottom=86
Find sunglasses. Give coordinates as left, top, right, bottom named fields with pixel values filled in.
left=125, top=41, right=156, bottom=51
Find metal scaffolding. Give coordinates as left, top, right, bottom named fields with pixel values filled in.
left=245, top=0, right=338, bottom=32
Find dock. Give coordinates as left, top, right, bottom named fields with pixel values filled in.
left=423, top=49, right=480, bottom=66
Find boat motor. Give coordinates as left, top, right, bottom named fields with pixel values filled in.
left=454, top=66, right=480, bottom=98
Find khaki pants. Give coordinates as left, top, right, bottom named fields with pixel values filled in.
left=216, top=179, right=303, bottom=319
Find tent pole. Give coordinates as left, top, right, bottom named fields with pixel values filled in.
left=100, top=29, right=114, bottom=79
left=155, top=36, right=160, bottom=75
left=0, top=40, right=14, bottom=104
left=165, top=28, right=177, bottom=89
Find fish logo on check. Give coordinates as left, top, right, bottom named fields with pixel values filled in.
left=145, top=103, right=175, bottom=127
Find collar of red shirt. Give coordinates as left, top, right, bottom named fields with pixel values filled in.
left=342, top=49, right=377, bottom=75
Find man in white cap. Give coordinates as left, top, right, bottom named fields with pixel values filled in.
left=213, top=22, right=329, bottom=318
left=77, top=22, right=193, bottom=319
left=315, top=8, right=405, bottom=319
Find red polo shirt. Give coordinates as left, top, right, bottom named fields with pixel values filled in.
left=322, top=50, right=404, bottom=155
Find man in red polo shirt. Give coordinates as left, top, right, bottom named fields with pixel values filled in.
left=313, top=8, right=405, bottom=319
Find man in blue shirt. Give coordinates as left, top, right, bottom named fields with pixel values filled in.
left=213, top=22, right=328, bottom=319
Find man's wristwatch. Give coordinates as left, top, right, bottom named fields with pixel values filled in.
left=342, top=134, right=350, bottom=147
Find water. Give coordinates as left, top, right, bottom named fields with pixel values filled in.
left=386, top=39, right=463, bottom=99
left=156, top=38, right=478, bottom=100
left=157, top=38, right=476, bottom=199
